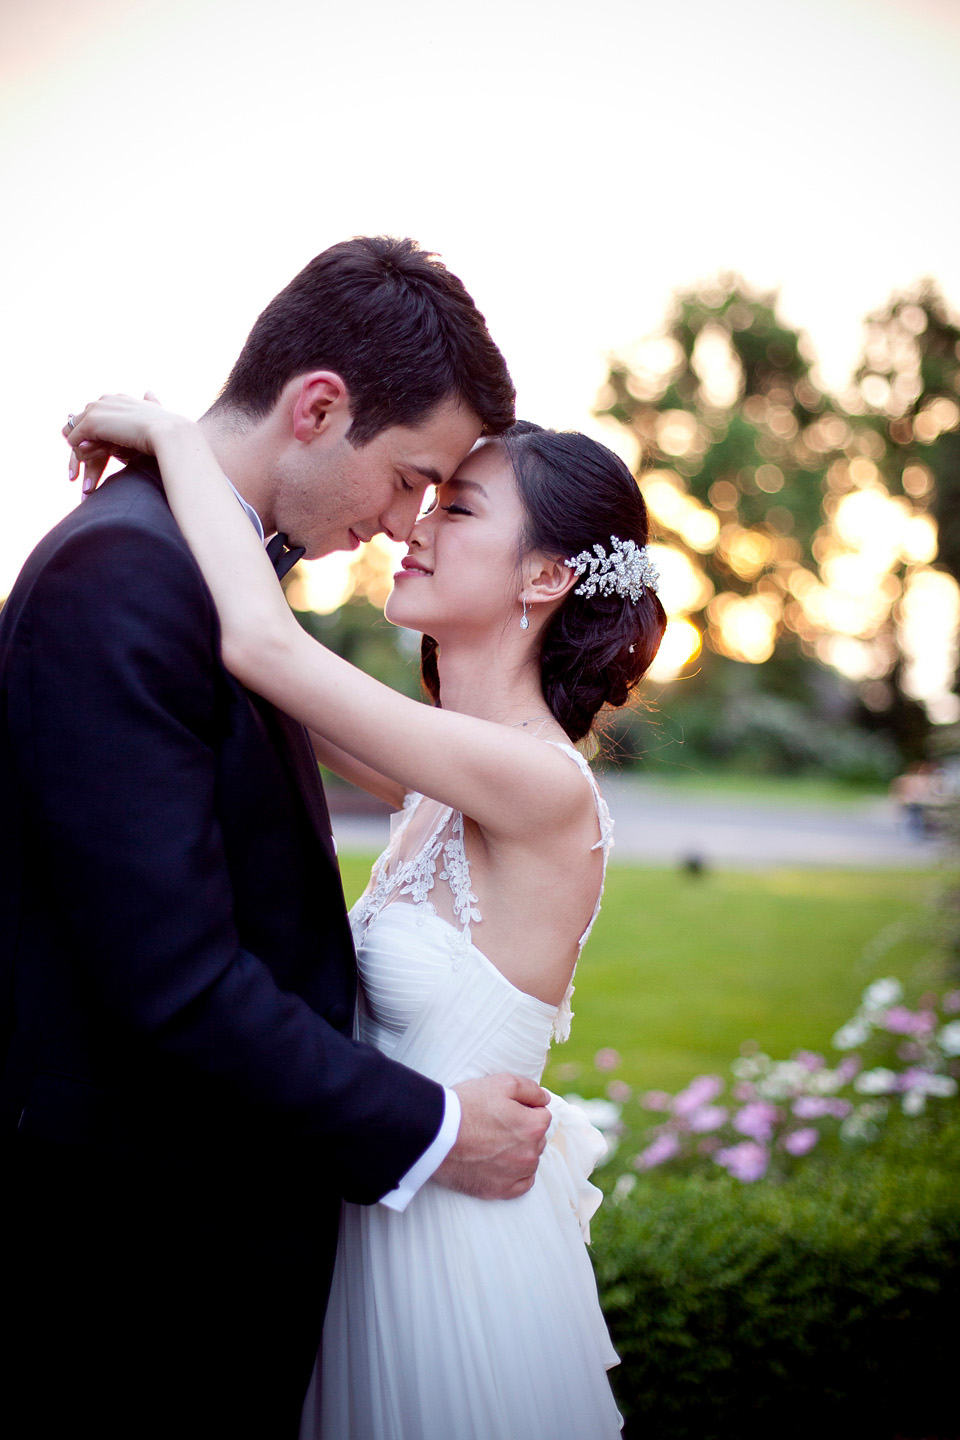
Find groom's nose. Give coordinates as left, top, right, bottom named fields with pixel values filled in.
left=380, top=487, right=427, bottom=544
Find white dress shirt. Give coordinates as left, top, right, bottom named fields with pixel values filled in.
left=227, top=482, right=460, bottom=1210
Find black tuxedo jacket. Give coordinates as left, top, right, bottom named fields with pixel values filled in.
left=0, top=461, right=444, bottom=1201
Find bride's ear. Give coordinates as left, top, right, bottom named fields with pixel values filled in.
left=524, top=554, right=577, bottom=610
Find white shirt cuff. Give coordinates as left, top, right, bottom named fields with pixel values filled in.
left=378, top=1087, right=461, bottom=1213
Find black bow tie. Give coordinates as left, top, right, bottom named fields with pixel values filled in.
left=266, top=532, right=306, bottom=582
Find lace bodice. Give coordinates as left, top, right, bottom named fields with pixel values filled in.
left=349, top=743, right=613, bottom=1044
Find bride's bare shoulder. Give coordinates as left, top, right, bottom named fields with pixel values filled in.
left=479, top=732, right=607, bottom=852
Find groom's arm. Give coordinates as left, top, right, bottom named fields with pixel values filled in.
left=10, top=513, right=446, bottom=1203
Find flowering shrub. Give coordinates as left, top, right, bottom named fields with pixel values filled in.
left=568, top=980, right=960, bottom=1185
left=592, top=1116, right=960, bottom=1439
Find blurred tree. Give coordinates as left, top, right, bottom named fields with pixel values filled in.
left=597, top=276, right=960, bottom=769
left=853, top=281, right=960, bottom=576
left=597, top=276, right=834, bottom=675
left=851, top=281, right=960, bottom=730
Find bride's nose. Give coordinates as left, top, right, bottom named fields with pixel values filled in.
left=408, top=512, right=432, bottom=548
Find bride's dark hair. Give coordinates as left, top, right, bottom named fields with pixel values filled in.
left=420, top=422, right=668, bottom=741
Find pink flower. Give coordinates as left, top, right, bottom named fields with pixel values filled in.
left=828, top=1098, right=853, bottom=1118
left=943, top=990, right=960, bottom=1015
left=687, top=1104, right=728, bottom=1133
left=594, top=1048, right=621, bottom=1071
left=883, top=1006, right=935, bottom=1037
left=606, top=1080, right=632, bottom=1104
left=793, top=1050, right=825, bottom=1072
left=733, top=1101, right=779, bottom=1143
left=641, top=1089, right=672, bottom=1112
left=673, top=1075, right=724, bottom=1116
left=792, top=1096, right=833, bottom=1120
left=898, top=1066, right=934, bottom=1092
left=835, top=1056, right=862, bottom=1083
left=783, top=1127, right=819, bottom=1156
left=715, top=1141, right=769, bottom=1182
left=732, top=1081, right=756, bottom=1102
left=633, top=1133, right=681, bottom=1169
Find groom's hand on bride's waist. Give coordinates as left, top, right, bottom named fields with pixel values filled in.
left=433, top=1074, right=551, bottom=1200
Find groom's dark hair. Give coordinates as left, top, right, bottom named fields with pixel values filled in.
left=209, top=236, right=515, bottom=442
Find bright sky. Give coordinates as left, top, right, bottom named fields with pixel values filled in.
left=2, top=0, right=959, bottom=597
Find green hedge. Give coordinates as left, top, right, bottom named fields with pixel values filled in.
left=593, top=1120, right=960, bottom=1439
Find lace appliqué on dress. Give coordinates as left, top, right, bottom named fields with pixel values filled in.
left=350, top=794, right=451, bottom=946
left=438, top=811, right=483, bottom=969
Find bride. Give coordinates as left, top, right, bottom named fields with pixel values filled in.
left=66, top=397, right=666, bottom=1440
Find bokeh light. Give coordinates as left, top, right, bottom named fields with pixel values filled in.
left=707, top=593, right=780, bottom=665
left=647, top=617, right=703, bottom=682
left=899, top=569, right=960, bottom=724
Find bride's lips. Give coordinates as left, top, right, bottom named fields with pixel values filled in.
left=394, top=556, right=432, bottom=579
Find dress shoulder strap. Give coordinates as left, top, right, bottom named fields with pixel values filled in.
left=545, top=742, right=615, bottom=1041
left=548, top=743, right=614, bottom=939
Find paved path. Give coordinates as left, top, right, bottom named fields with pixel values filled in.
left=331, top=778, right=946, bottom=869
left=592, top=778, right=943, bottom=868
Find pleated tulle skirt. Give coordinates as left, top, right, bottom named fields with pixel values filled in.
left=300, top=1138, right=622, bottom=1440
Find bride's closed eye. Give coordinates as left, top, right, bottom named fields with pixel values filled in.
left=440, top=502, right=473, bottom=517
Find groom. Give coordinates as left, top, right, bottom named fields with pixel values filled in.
left=1, top=237, right=550, bottom=1439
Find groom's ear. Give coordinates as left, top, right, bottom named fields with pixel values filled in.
left=290, top=371, right=352, bottom=443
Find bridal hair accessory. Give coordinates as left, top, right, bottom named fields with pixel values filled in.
left=565, top=536, right=659, bottom=603
left=520, top=596, right=530, bottom=630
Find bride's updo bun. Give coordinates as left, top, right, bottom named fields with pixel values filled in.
left=421, top=422, right=668, bottom=742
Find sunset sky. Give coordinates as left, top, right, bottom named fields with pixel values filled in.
left=2, top=0, right=959, bottom=604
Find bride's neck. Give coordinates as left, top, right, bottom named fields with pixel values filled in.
left=434, top=638, right=549, bottom=727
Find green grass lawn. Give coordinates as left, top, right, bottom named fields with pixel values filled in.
left=603, top=765, right=889, bottom=808
left=338, top=854, right=942, bottom=1095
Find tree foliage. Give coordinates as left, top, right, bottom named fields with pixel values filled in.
left=597, top=276, right=960, bottom=765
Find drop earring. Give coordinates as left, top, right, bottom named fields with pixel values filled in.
left=520, top=596, right=529, bottom=630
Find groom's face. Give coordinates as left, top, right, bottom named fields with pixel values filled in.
left=274, top=394, right=483, bottom=559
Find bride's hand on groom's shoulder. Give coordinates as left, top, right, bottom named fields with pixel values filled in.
left=435, top=1074, right=551, bottom=1201
left=63, top=391, right=188, bottom=494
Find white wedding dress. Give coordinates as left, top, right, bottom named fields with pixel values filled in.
left=300, top=743, right=622, bottom=1440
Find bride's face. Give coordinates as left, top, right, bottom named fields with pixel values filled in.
left=384, top=440, right=528, bottom=639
